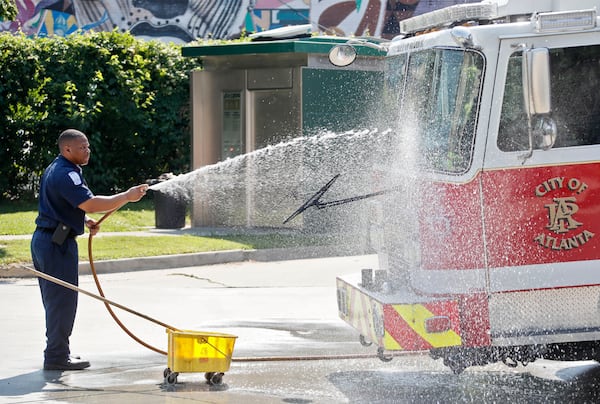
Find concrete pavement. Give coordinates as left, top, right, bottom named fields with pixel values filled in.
left=0, top=228, right=379, bottom=403
left=3, top=247, right=600, bottom=403
left=0, top=254, right=383, bottom=403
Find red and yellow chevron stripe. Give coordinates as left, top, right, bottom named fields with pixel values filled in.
left=382, top=301, right=462, bottom=350
left=337, top=278, right=486, bottom=351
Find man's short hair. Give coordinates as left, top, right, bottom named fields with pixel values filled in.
left=58, top=129, right=86, bottom=149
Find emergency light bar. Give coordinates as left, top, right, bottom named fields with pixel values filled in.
left=534, top=9, right=597, bottom=32
left=400, top=0, right=598, bottom=35
left=400, top=3, right=497, bottom=34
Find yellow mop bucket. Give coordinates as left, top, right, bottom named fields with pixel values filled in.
left=164, top=329, right=237, bottom=385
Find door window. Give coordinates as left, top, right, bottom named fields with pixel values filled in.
left=498, top=45, right=600, bottom=151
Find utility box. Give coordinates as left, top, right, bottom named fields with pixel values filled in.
left=182, top=35, right=386, bottom=229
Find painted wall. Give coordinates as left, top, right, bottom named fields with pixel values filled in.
left=313, top=0, right=479, bottom=39
left=0, top=0, right=476, bottom=43
left=1, top=0, right=248, bottom=43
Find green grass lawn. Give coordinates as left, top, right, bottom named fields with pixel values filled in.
left=1, top=199, right=157, bottom=235
left=0, top=235, right=270, bottom=266
left=0, top=199, right=323, bottom=268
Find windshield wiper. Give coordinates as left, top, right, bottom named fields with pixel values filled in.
left=283, top=174, right=393, bottom=224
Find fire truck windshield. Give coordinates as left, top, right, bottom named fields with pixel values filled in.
left=386, top=48, right=483, bottom=174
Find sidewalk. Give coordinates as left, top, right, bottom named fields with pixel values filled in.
left=1, top=227, right=368, bottom=278
left=0, top=225, right=292, bottom=241
left=0, top=254, right=381, bottom=403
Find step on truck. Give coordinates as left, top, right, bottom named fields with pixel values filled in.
left=329, top=0, right=600, bottom=374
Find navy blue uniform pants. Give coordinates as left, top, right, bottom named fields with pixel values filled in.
left=31, top=229, right=79, bottom=364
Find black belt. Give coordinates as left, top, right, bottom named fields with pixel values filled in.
left=36, top=227, right=55, bottom=233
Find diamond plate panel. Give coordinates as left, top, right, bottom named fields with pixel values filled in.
left=489, top=286, right=600, bottom=343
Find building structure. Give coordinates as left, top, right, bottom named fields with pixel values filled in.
left=182, top=33, right=386, bottom=227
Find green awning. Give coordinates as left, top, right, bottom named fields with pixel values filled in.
left=182, top=36, right=387, bottom=58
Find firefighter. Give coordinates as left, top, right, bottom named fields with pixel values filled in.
left=32, top=129, right=148, bottom=371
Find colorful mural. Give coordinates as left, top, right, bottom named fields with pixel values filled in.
left=246, top=0, right=310, bottom=33
left=0, top=0, right=476, bottom=42
left=313, top=0, right=478, bottom=39
left=1, top=0, right=249, bottom=43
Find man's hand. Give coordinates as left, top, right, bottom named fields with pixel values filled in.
left=126, top=184, right=149, bottom=202
left=85, top=217, right=100, bottom=236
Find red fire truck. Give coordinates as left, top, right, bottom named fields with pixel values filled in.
left=327, top=0, right=600, bottom=373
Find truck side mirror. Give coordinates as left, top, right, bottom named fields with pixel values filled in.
left=522, top=47, right=551, bottom=116
left=534, top=116, right=557, bottom=150
left=520, top=47, right=555, bottom=160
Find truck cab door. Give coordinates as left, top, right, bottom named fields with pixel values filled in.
left=483, top=34, right=600, bottom=293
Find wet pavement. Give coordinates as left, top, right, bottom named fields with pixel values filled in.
left=2, top=254, right=600, bottom=403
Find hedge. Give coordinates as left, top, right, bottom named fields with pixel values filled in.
left=0, top=30, right=199, bottom=200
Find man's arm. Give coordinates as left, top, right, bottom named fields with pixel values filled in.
left=78, top=184, right=148, bottom=213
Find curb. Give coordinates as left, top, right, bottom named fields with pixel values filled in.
left=2, top=245, right=367, bottom=278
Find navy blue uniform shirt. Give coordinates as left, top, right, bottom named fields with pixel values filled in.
left=35, top=155, right=94, bottom=235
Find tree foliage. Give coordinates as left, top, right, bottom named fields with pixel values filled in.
left=0, top=31, right=199, bottom=200
left=0, top=0, right=16, bottom=21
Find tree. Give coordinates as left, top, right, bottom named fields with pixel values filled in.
left=0, top=31, right=196, bottom=199
left=0, top=0, right=16, bottom=21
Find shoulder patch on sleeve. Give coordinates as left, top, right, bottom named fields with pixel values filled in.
left=68, top=171, right=82, bottom=186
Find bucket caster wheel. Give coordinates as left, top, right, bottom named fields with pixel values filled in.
left=443, top=358, right=466, bottom=375
left=377, top=347, right=393, bottom=362
left=164, top=368, right=178, bottom=385
left=205, top=372, right=223, bottom=385
left=359, top=334, right=373, bottom=347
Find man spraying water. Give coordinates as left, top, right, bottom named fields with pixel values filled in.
left=31, top=129, right=148, bottom=371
